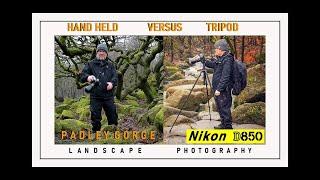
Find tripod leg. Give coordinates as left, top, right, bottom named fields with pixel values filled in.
left=205, top=71, right=215, bottom=96
left=204, top=71, right=212, bottom=121
left=169, top=71, right=202, bottom=133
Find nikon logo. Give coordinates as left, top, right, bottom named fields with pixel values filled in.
left=188, top=130, right=226, bottom=142
left=185, top=129, right=265, bottom=144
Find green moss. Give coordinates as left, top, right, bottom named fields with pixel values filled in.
left=147, top=73, right=157, bottom=87
left=125, top=100, right=139, bottom=107
left=138, top=104, right=162, bottom=125
left=132, top=90, right=146, bottom=100
left=61, top=110, right=75, bottom=119
left=167, top=71, right=184, bottom=81
left=55, top=119, right=92, bottom=133
left=116, top=103, right=139, bottom=117
left=232, top=102, right=265, bottom=126
left=125, top=95, right=138, bottom=101
left=55, top=113, right=61, bottom=120
left=164, top=58, right=174, bottom=66
left=78, top=107, right=90, bottom=122
left=55, top=104, right=70, bottom=114
left=63, top=98, right=76, bottom=105
left=71, top=96, right=90, bottom=110
left=154, top=107, right=164, bottom=132
left=166, top=66, right=179, bottom=74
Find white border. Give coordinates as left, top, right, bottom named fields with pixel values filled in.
left=32, top=13, right=288, bottom=167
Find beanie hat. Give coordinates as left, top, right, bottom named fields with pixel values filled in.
left=214, top=39, right=229, bottom=51
left=96, top=44, right=108, bottom=53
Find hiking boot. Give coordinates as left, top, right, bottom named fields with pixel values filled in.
left=214, top=124, right=233, bottom=129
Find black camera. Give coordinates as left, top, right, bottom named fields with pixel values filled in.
left=85, top=77, right=100, bottom=93
left=188, top=54, right=205, bottom=64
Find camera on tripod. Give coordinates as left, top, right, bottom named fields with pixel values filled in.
left=85, top=76, right=100, bottom=93
left=188, top=54, right=206, bottom=64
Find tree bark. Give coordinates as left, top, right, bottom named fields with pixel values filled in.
left=139, top=81, right=154, bottom=103
left=241, top=36, right=245, bottom=62
left=233, top=36, right=237, bottom=59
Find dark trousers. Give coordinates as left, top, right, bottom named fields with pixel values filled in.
left=90, top=97, right=118, bottom=131
left=214, top=87, right=232, bottom=128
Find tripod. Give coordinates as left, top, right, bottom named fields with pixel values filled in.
left=169, top=59, right=215, bottom=133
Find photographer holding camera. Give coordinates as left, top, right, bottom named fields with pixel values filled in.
left=80, top=43, right=118, bottom=132
left=205, top=39, right=234, bottom=129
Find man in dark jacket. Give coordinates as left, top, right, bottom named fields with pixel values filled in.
left=205, top=39, right=234, bottom=129
left=80, top=43, right=118, bottom=132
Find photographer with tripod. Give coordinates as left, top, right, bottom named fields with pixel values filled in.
left=205, top=39, right=234, bottom=129
left=80, top=43, right=118, bottom=132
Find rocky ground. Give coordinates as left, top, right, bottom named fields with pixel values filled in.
left=163, top=61, right=265, bottom=144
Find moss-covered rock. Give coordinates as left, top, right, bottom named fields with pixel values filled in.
left=234, top=64, right=265, bottom=108
left=116, top=103, right=139, bottom=117
left=125, top=99, right=139, bottom=107
left=138, top=104, right=162, bottom=125
left=147, top=73, right=157, bottom=87
left=232, top=102, right=265, bottom=126
left=126, top=95, right=138, bottom=101
left=154, top=107, right=164, bottom=132
left=78, top=107, right=90, bottom=122
left=167, top=71, right=185, bottom=81
left=55, top=119, right=92, bottom=133
left=132, top=89, right=146, bottom=100
left=61, top=110, right=75, bottom=119
left=55, top=104, right=70, bottom=114
left=63, top=98, right=77, bottom=105
left=165, top=66, right=180, bottom=77
left=71, top=96, right=90, bottom=110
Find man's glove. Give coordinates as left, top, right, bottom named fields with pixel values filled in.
left=106, top=82, right=113, bottom=90
left=87, top=75, right=96, bottom=83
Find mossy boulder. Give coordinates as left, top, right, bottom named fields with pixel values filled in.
left=131, top=90, right=146, bottom=100
left=63, top=98, right=77, bottom=105
left=167, top=71, right=184, bottom=81
left=125, top=95, right=138, bottom=101
left=165, top=66, right=180, bottom=77
left=116, top=103, right=139, bottom=116
left=125, top=99, right=139, bottom=107
left=78, top=107, right=90, bottom=122
left=55, top=104, right=70, bottom=114
left=55, top=119, right=92, bottom=133
left=61, top=110, right=75, bottom=119
left=71, top=96, right=90, bottom=110
left=154, top=107, right=164, bottom=132
left=138, top=104, right=162, bottom=125
left=232, top=102, right=265, bottom=126
left=234, top=64, right=265, bottom=108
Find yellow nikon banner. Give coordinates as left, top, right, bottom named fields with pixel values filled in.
left=186, top=129, right=265, bottom=144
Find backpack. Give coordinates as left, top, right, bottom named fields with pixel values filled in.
left=231, top=57, right=247, bottom=95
